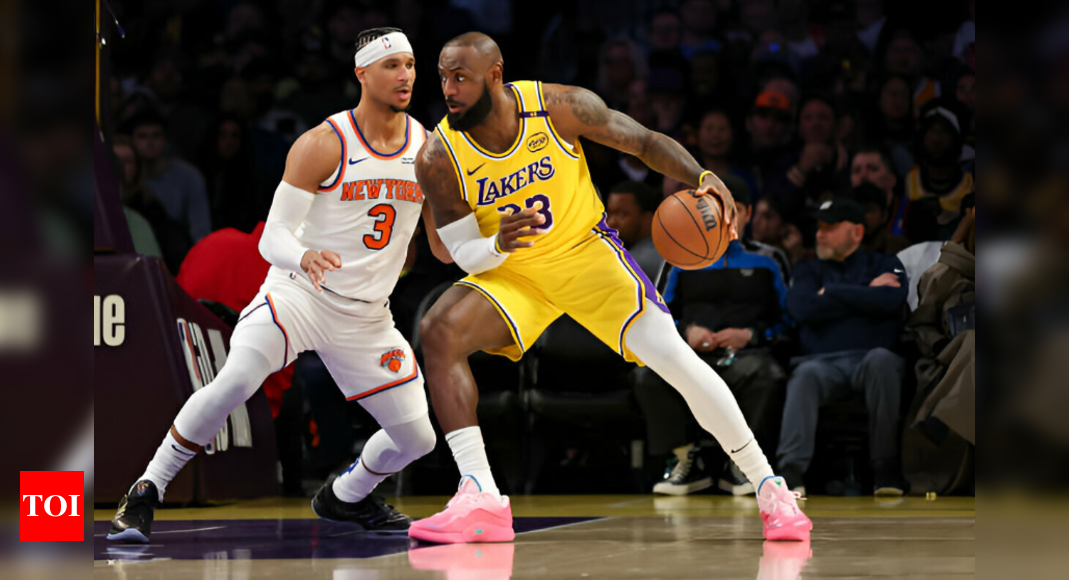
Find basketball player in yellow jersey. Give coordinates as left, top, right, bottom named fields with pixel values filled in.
left=408, top=32, right=811, bottom=545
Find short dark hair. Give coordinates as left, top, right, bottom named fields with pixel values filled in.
left=119, top=107, right=167, bottom=135
left=609, top=181, right=660, bottom=213
left=355, top=27, right=403, bottom=53
left=798, top=93, right=838, bottom=118
left=852, top=144, right=896, bottom=174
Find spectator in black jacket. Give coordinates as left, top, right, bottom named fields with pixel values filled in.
left=777, top=197, right=909, bottom=496
left=635, top=183, right=790, bottom=497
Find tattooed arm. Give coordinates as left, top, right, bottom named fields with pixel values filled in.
left=415, top=132, right=474, bottom=229
left=543, top=83, right=736, bottom=226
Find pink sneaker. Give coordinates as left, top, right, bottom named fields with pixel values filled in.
left=409, top=477, right=515, bottom=544
left=757, top=476, right=812, bottom=541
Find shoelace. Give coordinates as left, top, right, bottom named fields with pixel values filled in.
left=768, top=489, right=804, bottom=516
left=668, top=452, right=695, bottom=482
left=446, top=490, right=482, bottom=509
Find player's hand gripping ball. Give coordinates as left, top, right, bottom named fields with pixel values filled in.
left=652, top=186, right=735, bottom=270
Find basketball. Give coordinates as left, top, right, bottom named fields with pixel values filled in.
left=651, top=189, right=733, bottom=270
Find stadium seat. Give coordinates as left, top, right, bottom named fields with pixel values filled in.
left=522, top=315, right=645, bottom=494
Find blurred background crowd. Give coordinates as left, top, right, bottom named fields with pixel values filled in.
left=95, top=0, right=984, bottom=499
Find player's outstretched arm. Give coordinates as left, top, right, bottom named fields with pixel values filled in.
left=415, top=133, right=543, bottom=274
left=543, top=83, right=736, bottom=227
left=260, top=124, right=343, bottom=292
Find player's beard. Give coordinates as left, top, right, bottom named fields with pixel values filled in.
left=389, top=103, right=411, bottom=113
left=446, top=82, right=493, bottom=131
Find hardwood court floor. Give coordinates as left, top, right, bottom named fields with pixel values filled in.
left=93, top=495, right=975, bottom=579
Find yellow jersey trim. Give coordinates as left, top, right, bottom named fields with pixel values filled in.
left=534, top=81, right=580, bottom=161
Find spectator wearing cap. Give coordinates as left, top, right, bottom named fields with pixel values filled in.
left=121, top=108, right=212, bottom=243
left=604, top=181, right=664, bottom=281
left=783, top=94, right=850, bottom=206
left=851, top=182, right=910, bottom=254
left=746, top=90, right=795, bottom=194
left=905, top=99, right=974, bottom=241
left=778, top=197, right=909, bottom=496
left=638, top=179, right=791, bottom=497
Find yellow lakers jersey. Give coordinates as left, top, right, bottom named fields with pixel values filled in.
left=905, top=166, right=974, bottom=215
left=435, top=80, right=605, bottom=267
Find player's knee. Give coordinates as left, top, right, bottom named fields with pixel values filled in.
left=391, top=415, right=437, bottom=460
left=408, top=418, right=437, bottom=458
left=419, top=311, right=453, bottom=351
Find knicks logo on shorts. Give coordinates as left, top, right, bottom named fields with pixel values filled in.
left=379, top=349, right=406, bottom=373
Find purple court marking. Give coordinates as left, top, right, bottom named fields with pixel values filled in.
left=94, top=517, right=600, bottom=561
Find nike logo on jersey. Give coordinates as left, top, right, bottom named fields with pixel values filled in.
left=349, top=157, right=369, bottom=165
left=466, top=162, right=486, bottom=176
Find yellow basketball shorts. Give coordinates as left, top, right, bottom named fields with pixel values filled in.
left=456, top=221, right=668, bottom=364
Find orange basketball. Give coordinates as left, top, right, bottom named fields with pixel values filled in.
left=651, top=189, right=733, bottom=270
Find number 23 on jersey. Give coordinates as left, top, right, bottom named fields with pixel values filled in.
left=498, top=194, right=554, bottom=230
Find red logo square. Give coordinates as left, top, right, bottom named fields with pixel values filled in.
left=20, top=471, right=84, bottom=541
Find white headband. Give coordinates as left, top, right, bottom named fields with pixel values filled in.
left=354, top=32, right=414, bottom=68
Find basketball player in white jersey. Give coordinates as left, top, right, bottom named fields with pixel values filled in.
left=108, top=28, right=449, bottom=542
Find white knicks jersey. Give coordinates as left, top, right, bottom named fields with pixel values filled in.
left=269, top=110, right=427, bottom=303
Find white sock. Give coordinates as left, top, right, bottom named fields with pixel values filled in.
left=332, top=417, right=437, bottom=503
left=728, top=438, right=776, bottom=493
left=446, top=426, right=500, bottom=497
left=138, top=431, right=197, bottom=502
left=333, top=457, right=389, bottom=503
left=625, top=301, right=775, bottom=491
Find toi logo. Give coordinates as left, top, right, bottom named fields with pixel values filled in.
left=20, top=471, right=84, bottom=541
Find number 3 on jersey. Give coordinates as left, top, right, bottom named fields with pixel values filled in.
left=498, top=194, right=554, bottom=230
left=363, top=204, right=396, bottom=250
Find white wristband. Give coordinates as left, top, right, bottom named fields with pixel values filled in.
left=437, top=213, right=509, bottom=275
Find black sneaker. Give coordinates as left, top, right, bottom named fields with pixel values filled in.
left=873, top=460, right=909, bottom=497
left=312, top=478, right=412, bottom=532
left=107, top=480, right=161, bottom=543
left=652, top=446, right=713, bottom=496
left=717, top=460, right=756, bottom=496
